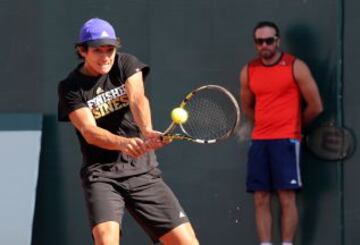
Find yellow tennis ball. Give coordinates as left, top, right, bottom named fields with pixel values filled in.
left=171, top=107, right=188, bottom=124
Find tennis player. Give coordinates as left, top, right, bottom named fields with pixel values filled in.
left=240, top=21, right=323, bottom=245
left=58, top=17, right=199, bottom=245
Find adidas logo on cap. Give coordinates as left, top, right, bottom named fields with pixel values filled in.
left=100, top=31, right=109, bottom=38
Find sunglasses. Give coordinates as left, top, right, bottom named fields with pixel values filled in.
left=254, top=37, right=277, bottom=45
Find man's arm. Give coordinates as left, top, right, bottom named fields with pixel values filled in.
left=294, top=59, right=323, bottom=126
left=125, top=71, right=166, bottom=149
left=125, top=71, right=154, bottom=137
left=69, top=107, right=147, bottom=158
left=240, top=65, right=255, bottom=123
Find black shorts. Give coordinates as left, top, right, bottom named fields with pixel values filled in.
left=81, top=167, right=189, bottom=242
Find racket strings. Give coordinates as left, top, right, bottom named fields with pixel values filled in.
left=182, top=88, right=238, bottom=140
left=307, top=126, right=355, bottom=160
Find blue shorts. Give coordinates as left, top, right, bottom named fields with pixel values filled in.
left=246, top=139, right=302, bottom=192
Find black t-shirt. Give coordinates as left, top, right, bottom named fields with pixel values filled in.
left=58, top=52, right=159, bottom=179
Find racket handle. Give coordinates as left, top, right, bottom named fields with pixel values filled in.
left=160, top=134, right=173, bottom=143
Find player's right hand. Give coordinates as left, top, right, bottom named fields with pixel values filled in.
left=120, top=137, right=148, bottom=158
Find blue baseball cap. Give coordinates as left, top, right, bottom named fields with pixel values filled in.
left=77, top=18, right=119, bottom=47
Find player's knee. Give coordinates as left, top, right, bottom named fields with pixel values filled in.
left=182, top=226, right=199, bottom=245
left=191, top=237, right=200, bottom=245
left=160, top=228, right=199, bottom=245
left=278, top=191, right=296, bottom=208
left=254, top=192, right=271, bottom=207
left=180, top=234, right=199, bottom=245
left=163, top=236, right=199, bottom=245
left=92, top=225, right=119, bottom=245
left=93, top=231, right=118, bottom=245
left=280, top=197, right=297, bottom=211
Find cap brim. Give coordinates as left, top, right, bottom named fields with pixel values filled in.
left=77, top=38, right=120, bottom=47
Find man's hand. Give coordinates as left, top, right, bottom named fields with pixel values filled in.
left=142, top=129, right=171, bottom=151
left=119, top=137, right=149, bottom=158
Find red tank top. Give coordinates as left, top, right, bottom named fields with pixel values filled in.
left=248, top=53, right=302, bottom=139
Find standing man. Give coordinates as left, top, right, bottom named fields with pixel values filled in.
left=240, top=21, right=323, bottom=245
left=58, top=17, right=199, bottom=245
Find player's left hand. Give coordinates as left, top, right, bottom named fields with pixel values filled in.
left=142, top=129, right=170, bottom=151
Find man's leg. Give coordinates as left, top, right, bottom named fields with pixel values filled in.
left=92, top=221, right=120, bottom=245
left=159, top=222, right=199, bottom=245
left=278, top=190, right=298, bottom=242
left=254, top=191, right=272, bottom=243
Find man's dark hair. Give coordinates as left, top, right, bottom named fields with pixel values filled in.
left=75, top=43, right=88, bottom=59
left=253, top=21, right=280, bottom=38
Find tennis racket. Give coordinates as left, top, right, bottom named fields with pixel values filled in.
left=161, top=84, right=240, bottom=144
left=305, top=123, right=356, bottom=161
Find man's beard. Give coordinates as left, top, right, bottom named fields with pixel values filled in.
left=259, top=49, right=276, bottom=60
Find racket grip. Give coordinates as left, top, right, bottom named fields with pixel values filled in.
left=160, top=134, right=173, bottom=143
